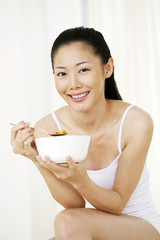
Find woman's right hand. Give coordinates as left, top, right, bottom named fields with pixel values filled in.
left=10, top=121, right=38, bottom=161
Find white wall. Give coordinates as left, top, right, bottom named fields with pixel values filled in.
left=0, top=0, right=82, bottom=239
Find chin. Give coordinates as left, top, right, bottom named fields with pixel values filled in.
left=70, top=103, right=92, bottom=114
left=63, top=93, right=95, bottom=113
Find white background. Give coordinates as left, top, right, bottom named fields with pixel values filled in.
left=0, top=0, right=160, bottom=239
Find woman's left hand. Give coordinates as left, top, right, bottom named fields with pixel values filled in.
left=36, top=155, right=88, bottom=188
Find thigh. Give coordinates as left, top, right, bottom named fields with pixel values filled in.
left=59, top=208, right=160, bottom=240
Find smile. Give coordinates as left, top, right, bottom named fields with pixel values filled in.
left=68, top=91, right=89, bottom=102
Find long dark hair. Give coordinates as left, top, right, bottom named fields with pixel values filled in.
left=51, top=27, right=122, bottom=100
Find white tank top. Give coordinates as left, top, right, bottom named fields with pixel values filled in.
left=52, top=106, right=160, bottom=233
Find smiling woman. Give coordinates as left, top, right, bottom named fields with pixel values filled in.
left=10, top=27, right=160, bottom=239
left=53, top=42, right=110, bottom=111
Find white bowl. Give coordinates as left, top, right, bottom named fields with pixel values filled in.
left=35, top=135, right=91, bottom=163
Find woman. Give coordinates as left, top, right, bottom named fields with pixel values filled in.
left=11, top=27, right=160, bottom=239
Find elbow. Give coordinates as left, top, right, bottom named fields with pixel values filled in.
left=108, top=191, right=126, bottom=215
left=106, top=204, right=122, bottom=215
left=105, top=197, right=125, bottom=215
left=63, top=199, right=85, bottom=209
left=111, top=207, right=123, bottom=216
left=64, top=203, right=85, bottom=209
left=97, top=201, right=124, bottom=215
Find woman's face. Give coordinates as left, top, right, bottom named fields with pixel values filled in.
left=53, top=42, right=110, bottom=113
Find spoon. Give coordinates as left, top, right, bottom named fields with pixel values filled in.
left=9, top=123, right=68, bottom=136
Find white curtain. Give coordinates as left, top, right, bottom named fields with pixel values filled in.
left=0, top=0, right=159, bottom=239
left=85, top=0, right=160, bottom=208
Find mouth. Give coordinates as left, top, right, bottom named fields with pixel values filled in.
left=68, top=91, right=89, bottom=102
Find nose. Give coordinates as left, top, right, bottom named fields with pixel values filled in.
left=68, top=72, right=82, bottom=90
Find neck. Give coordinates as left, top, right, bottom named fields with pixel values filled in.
left=68, top=99, right=111, bottom=134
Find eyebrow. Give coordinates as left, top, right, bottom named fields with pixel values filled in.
left=54, top=61, right=90, bottom=70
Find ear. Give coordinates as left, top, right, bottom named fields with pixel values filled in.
left=104, top=58, right=114, bottom=78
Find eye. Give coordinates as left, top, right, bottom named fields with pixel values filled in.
left=57, top=72, right=66, bottom=77
left=79, top=68, right=89, bottom=73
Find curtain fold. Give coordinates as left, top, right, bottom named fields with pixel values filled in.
left=85, top=0, right=160, bottom=210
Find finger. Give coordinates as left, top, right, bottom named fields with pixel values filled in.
left=13, top=121, right=30, bottom=133
left=36, top=155, right=54, bottom=166
left=24, top=135, right=34, bottom=148
left=66, top=156, right=76, bottom=169
left=36, top=155, right=46, bottom=165
left=44, top=157, right=62, bottom=169
left=12, top=127, right=34, bottom=154
left=12, top=133, right=33, bottom=155
left=10, top=121, right=30, bottom=145
left=59, top=163, right=69, bottom=168
left=44, top=158, right=69, bottom=168
left=18, top=126, right=34, bottom=135
left=44, top=155, right=53, bottom=164
left=36, top=155, right=58, bottom=172
left=16, top=128, right=34, bottom=143
left=43, top=157, right=70, bottom=173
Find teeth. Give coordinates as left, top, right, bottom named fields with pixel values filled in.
left=71, top=92, right=88, bottom=99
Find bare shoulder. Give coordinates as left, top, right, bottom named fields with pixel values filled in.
left=124, top=105, right=154, bottom=143
left=34, top=106, right=68, bottom=138
left=110, top=100, right=153, bottom=130
left=126, top=105, right=153, bottom=129
left=34, top=113, right=58, bottom=138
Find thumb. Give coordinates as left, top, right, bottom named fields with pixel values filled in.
left=66, top=156, right=75, bottom=169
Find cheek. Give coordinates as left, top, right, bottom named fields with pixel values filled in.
left=55, top=80, right=68, bottom=93
left=88, top=73, right=104, bottom=89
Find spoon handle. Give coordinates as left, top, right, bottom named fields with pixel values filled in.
left=9, top=123, right=67, bottom=136
left=9, top=123, right=50, bottom=136
left=34, top=127, right=50, bottom=135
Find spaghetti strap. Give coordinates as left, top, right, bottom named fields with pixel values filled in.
left=118, top=105, right=135, bottom=154
left=52, top=106, right=135, bottom=153
left=52, top=112, right=62, bottom=130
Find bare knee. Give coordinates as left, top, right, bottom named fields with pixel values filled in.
left=54, top=209, right=79, bottom=237
left=54, top=208, right=86, bottom=239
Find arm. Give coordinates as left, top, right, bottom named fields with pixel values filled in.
left=73, top=109, right=153, bottom=214
left=42, top=109, right=153, bottom=215
left=10, top=120, right=85, bottom=208
left=34, top=159, right=85, bottom=208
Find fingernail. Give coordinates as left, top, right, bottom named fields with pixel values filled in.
left=36, top=155, right=40, bottom=161
left=66, top=156, right=71, bottom=161
left=44, top=156, right=50, bottom=163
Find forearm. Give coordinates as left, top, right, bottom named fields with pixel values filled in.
left=10, top=123, right=84, bottom=208
left=33, top=160, right=85, bottom=208
left=74, top=175, right=124, bottom=215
